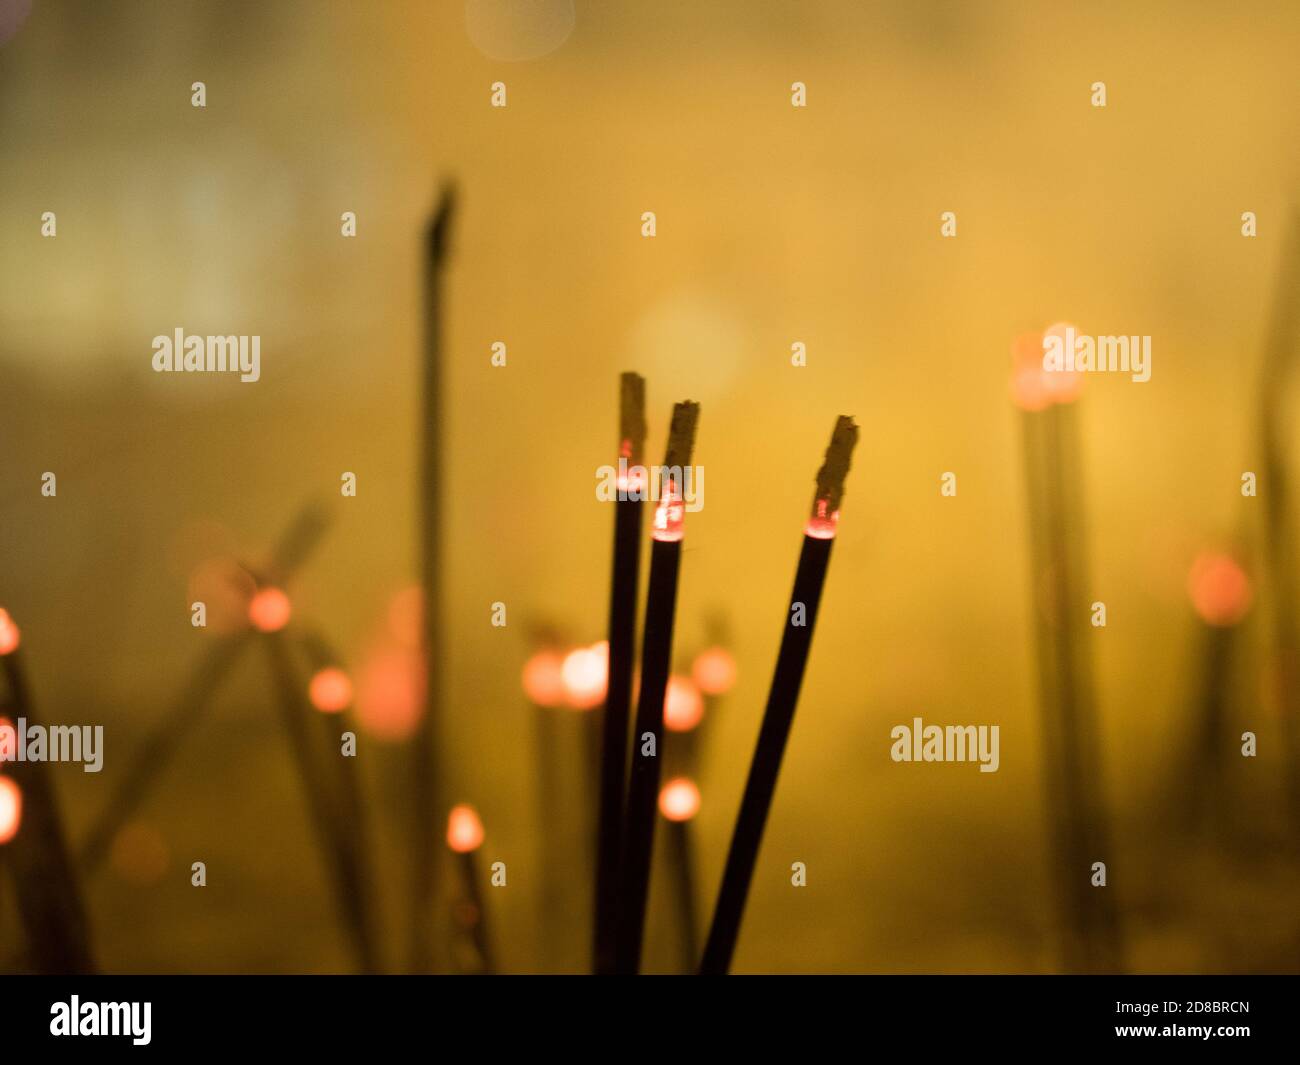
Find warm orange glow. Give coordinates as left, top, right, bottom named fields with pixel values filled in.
left=659, top=777, right=701, bottom=822
left=652, top=477, right=685, bottom=542
left=561, top=641, right=609, bottom=710
left=692, top=645, right=737, bottom=695
left=521, top=648, right=567, bottom=708
left=309, top=667, right=353, bottom=713
left=664, top=675, right=705, bottom=732
left=446, top=803, right=485, bottom=853
left=0, top=608, right=20, bottom=656
left=805, top=497, right=839, bottom=539
left=1010, top=326, right=1083, bottom=411
left=248, top=586, right=292, bottom=632
left=356, top=644, right=425, bottom=740
left=1189, top=551, right=1253, bottom=627
left=0, top=716, right=13, bottom=763
left=0, top=777, right=21, bottom=844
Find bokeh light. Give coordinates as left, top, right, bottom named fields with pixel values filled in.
left=561, top=641, right=608, bottom=710
left=309, top=667, right=354, bottom=713
left=0, top=776, right=22, bottom=844
left=521, top=648, right=566, bottom=708
left=692, top=646, right=737, bottom=695
left=658, top=777, right=701, bottom=822
left=247, top=586, right=291, bottom=633
left=663, top=675, right=704, bottom=732
left=1188, top=551, right=1253, bottom=627
left=0, top=608, right=19, bottom=655
left=446, top=803, right=485, bottom=853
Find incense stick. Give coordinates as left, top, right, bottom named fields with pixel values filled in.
left=613, top=400, right=699, bottom=975
left=411, top=182, right=456, bottom=973
left=699, top=416, right=858, bottom=975
left=1, top=634, right=96, bottom=973
left=593, top=371, right=646, bottom=974
left=658, top=777, right=701, bottom=973
left=79, top=502, right=331, bottom=875
left=446, top=804, right=495, bottom=974
left=265, top=630, right=377, bottom=973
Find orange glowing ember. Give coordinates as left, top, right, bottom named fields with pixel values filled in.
left=446, top=803, right=485, bottom=853
left=0, top=609, right=20, bottom=655
left=0, top=716, right=13, bottom=763
left=522, top=648, right=567, bottom=708
left=805, top=498, right=838, bottom=540
left=1188, top=552, right=1253, bottom=627
left=309, top=667, right=353, bottom=713
left=659, top=777, right=701, bottom=822
left=664, top=675, right=704, bottom=732
left=692, top=646, right=737, bottom=695
left=0, top=777, right=21, bottom=844
left=561, top=641, right=609, bottom=710
left=1010, top=326, right=1083, bottom=411
left=356, top=644, right=424, bottom=740
left=652, top=478, right=686, bottom=542
left=248, top=586, right=291, bottom=632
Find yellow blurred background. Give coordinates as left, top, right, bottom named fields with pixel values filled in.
left=1, top=0, right=1298, bottom=973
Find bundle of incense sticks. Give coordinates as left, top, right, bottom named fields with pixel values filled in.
left=699, top=415, right=858, bottom=975
left=1017, top=369, right=1123, bottom=973
left=79, top=501, right=331, bottom=874
left=0, top=612, right=95, bottom=974
left=411, top=183, right=457, bottom=973
left=613, top=399, right=699, bottom=975
left=592, top=372, right=646, bottom=974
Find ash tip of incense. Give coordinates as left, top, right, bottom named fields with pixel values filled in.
left=619, top=373, right=647, bottom=461
left=426, top=181, right=457, bottom=260
left=664, top=400, right=701, bottom=470
left=812, top=415, right=859, bottom=515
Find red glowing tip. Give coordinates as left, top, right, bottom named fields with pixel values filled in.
left=692, top=646, right=737, bottom=695
left=804, top=498, right=839, bottom=539
left=659, top=777, right=701, bottom=822
left=664, top=675, right=705, bottom=732
left=248, top=587, right=291, bottom=632
left=0, top=609, right=20, bottom=656
left=1188, top=551, right=1252, bottom=627
left=309, top=667, right=353, bottom=713
left=0, top=776, right=22, bottom=844
left=446, top=803, right=485, bottom=853
left=652, top=478, right=686, bottom=542
left=560, top=641, right=609, bottom=710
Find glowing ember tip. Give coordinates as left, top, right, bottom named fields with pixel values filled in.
left=659, top=777, right=701, bottom=822
left=248, top=587, right=291, bottom=632
left=1188, top=551, right=1253, bottom=627
left=522, top=648, right=566, bottom=707
left=0, top=776, right=21, bottom=844
left=446, top=803, right=485, bottom=853
left=0, top=609, right=20, bottom=655
left=652, top=478, right=686, bottom=542
left=808, top=415, right=858, bottom=536
left=309, top=667, right=353, bottom=713
left=561, top=641, right=609, bottom=710
left=692, top=646, right=737, bottom=695
left=664, top=675, right=705, bottom=731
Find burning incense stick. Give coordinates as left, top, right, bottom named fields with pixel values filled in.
left=79, top=502, right=331, bottom=875
left=446, top=803, right=495, bottom=974
left=593, top=371, right=646, bottom=974
left=264, top=628, right=377, bottom=973
left=659, top=776, right=701, bottom=972
left=0, top=611, right=95, bottom=973
left=411, top=183, right=456, bottom=973
left=699, top=415, right=858, bottom=975
left=613, top=400, right=699, bottom=975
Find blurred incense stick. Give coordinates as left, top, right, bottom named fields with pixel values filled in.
left=1021, top=398, right=1123, bottom=973
left=265, top=630, right=377, bottom=973
left=1, top=646, right=95, bottom=973
left=1255, top=213, right=1300, bottom=839
left=410, top=182, right=456, bottom=973
left=79, top=501, right=331, bottom=875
